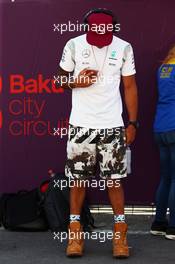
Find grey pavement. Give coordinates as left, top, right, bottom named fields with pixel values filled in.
left=0, top=214, right=175, bottom=264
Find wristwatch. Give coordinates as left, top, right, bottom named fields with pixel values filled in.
left=128, top=120, right=139, bottom=129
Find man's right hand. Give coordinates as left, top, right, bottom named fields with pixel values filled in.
left=73, top=68, right=98, bottom=88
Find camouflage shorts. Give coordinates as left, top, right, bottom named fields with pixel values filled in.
left=65, top=124, right=127, bottom=180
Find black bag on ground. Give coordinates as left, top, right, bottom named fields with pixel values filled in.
left=43, top=173, right=95, bottom=232
left=0, top=189, right=49, bottom=231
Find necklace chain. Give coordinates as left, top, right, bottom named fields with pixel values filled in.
left=91, top=46, right=109, bottom=76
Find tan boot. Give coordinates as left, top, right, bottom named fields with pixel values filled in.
left=66, top=221, right=84, bottom=257
left=113, top=222, right=129, bottom=258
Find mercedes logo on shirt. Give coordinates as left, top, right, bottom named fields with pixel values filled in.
left=82, top=49, right=91, bottom=58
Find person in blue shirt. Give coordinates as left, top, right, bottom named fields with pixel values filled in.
left=151, top=46, right=175, bottom=240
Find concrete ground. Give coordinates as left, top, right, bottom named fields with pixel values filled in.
left=0, top=214, right=175, bottom=264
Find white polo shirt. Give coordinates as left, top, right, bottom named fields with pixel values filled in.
left=59, top=34, right=136, bottom=129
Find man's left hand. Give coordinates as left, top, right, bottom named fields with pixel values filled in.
left=125, top=125, right=136, bottom=145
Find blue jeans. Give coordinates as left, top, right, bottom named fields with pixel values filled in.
left=154, top=131, right=175, bottom=227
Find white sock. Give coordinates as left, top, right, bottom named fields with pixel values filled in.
left=70, top=214, right=80, bottom=222
left=114, top=214, right=125, bottom=223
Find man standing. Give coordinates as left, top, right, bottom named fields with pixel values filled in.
left=58, top=8, right=138, bottom=258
